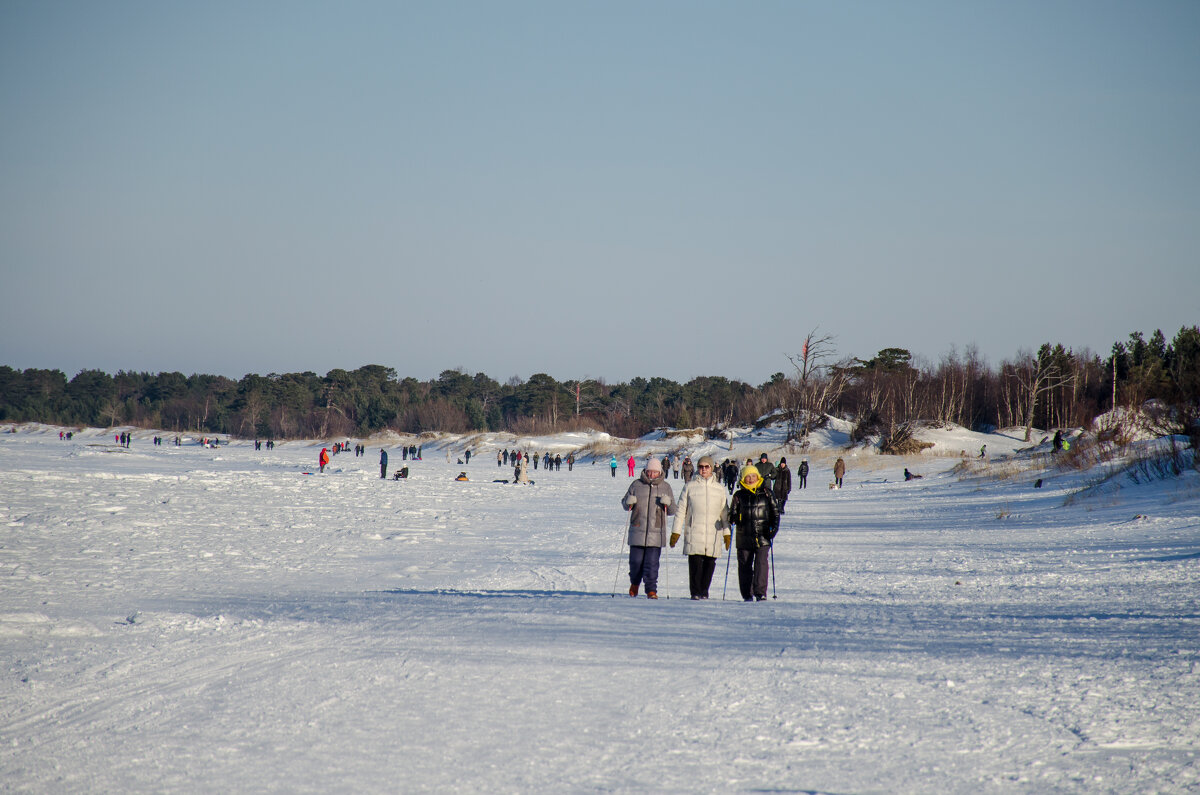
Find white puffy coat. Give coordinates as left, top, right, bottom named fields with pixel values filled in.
left=671, top=474, right=730, bottom=557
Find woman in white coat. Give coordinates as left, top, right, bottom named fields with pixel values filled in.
left=669, top=456, right=731, bottom=599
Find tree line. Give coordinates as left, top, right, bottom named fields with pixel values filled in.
left=2, top=326, right=1197, bottom=444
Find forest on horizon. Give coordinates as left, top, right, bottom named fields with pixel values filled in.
left=3, top=327, right=1198, bottom=446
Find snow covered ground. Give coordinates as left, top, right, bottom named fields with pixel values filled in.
left=2, top=423, right=1197, bottom=793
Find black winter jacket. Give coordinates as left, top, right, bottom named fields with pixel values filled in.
left=773, top=465, right=791, bottom=502
left=730, top=486, right=779, bottom=550
left=756, top=460, right=777, bottom=489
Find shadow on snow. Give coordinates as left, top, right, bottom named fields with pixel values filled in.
left=140, top=588, right=1197, bottom=664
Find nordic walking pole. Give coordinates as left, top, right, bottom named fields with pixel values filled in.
left=658, top=496, right=669, bottom=599
left=721, top=536, right=733, bottom=600
left=662, top=544, right=669, bottom=599
left=610, top=527, right=627, bottom=597
left=770, top=545, right=777, bottom=600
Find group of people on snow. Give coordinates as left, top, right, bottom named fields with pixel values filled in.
left=319, top=442, right=852, bottom=602
left=497, top=448, right=574, bottom=473
left=616, top=450, right=858, bottom=600
left=622, top=454, right=786, bottom=602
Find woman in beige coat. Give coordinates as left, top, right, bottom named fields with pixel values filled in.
left=669, top=456, right=731, bottom=599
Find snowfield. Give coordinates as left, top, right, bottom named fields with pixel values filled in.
left=1, top=423, right=1197, bottom=793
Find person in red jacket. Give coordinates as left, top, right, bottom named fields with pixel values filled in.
left=627, top=454, right=636, bottom=477
left=319, top=448, right=330, bottom=473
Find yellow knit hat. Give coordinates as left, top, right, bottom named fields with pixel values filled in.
left=739, top=464, right=761, bottom=490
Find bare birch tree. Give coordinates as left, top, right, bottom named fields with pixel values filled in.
left=1009, top=344, right=1077, bottom=442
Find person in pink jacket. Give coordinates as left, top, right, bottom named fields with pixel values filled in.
left=627, top=454, right=636, bottom=477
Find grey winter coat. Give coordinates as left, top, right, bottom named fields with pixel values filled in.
left=622, top=470, right=677, bottom=547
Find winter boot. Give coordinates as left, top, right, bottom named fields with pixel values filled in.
left=629, top=584, right=639, bottom=597
left=647, top=591, right=658, bottom=599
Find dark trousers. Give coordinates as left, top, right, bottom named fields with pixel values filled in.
left=688, top=555, right=717, bottom=598
left=381, top=464, right=387, bottom=478
left=798, top=475, right=806, bottom=488
left=629, top=545, right=662, bottom=593
left=736, top=547, right=770, bottom=600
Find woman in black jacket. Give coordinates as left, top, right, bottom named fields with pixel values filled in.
left=729, top=464, right=779, bottom=601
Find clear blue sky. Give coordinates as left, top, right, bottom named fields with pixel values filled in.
left=2, top=1, right=1197, bottom=386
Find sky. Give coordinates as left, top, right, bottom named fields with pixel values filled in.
left=2, top=0, right=1197, bottom=387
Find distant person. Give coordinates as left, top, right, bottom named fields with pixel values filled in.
left=621, top=457, right=676, bottom=599
left=380, top=448, right=388, bottom=479
left=681, top=456, right=694, bottom=482
left=773, top=457, right=792, bottom=515
left=833, top=457, right=845, bottom=489
left=627, top=454, right=636, bottom=477
left=319, top=448, right=330, bottom=473
left=610, top=454, right=618, bottom=478
left=723, top=460, right=739, bottom=494
left=756, top=453, right=777, bottom=492
left=798, top=460, right=809, bottom=489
